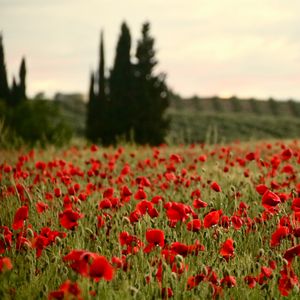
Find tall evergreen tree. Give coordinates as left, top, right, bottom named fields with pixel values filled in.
left=110, top=22, right=134, bottom=141
left=86, top=72, right=97, bottom=141
left=19, top=57, right=26, bottom=100
left=134, top=22, right=169, bottom=145
left=0, top=33, right=9, bottom=103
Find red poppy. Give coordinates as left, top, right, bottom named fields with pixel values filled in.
left=187, top=274, right=205, bottom=289
left=270, top=226, right=290, bottom=247
left=231, top=216, right=243, bottom=230
left=134, top=189, right=147, bottom=200
left=204, top=210, right=222, bottom=228
left=255, top=184, right=268, bottom=195
left=278, top=266, right=299, bottom=296
left=211, top=182, right=222, bottom=192
left=283, top=244, right=300, bottom=264
left=59, top=209, right=83, bottom=230
left=0, top=257, right=13, bottom=273
left=244, top=275, right=257, bottom=288
left=48, top=280, right=82, bottom=300
left=89, top=256, right=114, bottom=282
left=220, top=275, right=236, bottom=287
left=261, top=190, right=281, bottom=210
left=220, top=238, right=235, bottom=261
left=144, top=229, right=165, bottom=253
left=291, top=198, right=300, bottom=212
left=12, top=206, right=29, bottom=230
left=193, top=199, right=208, bottom=209
left=187, top=219, right=202, bottom=232
left=281, top=148, right=293, bottom=161
left=36, top=201, right=49, bottom=214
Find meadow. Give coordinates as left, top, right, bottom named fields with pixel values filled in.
left=1, top=140, right=300, bottom=299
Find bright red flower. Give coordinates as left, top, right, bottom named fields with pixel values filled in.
left=144, top=229, right=165, bottom=253
left=270, top=226, right=290, bottom=247
left=192, top=199, right=208, bottom=209
left=36, top=201, right=49, bottom=214
left=278, top=266, right=299, bottom=296
left=89, top=256, right=114, bottom=281
left=261, top=190, right=281, bottom=210
left=244, top=275, right=257, bottom=288
left=211, top=182, right=222, bottom=192
left=12, top=206, right=29, bottom=230
left=48, top=280, right=82, bottom=300
left=204, top=210, right=222, bottom=228
left=59, top=209, right=83, bottom=230
left=255, top=184, right=268, bottom=195
left=231, top=216, right=243, bottom=230
left=220, top=238, right=235, bottom=261
left=281, top=148, right=293, bottom=161
left=0, top=257, right=13, bottom=273
left=134, top=189, right=147, bottom=200
left=187, top=219, right=202, bottom=232
left=170, top=242, right=189, bottom=257
left=283, top=244, right=300, bottom=264
left=291, top=198, right=300, bottom=212
left=220, top=275, right=236, bottom=287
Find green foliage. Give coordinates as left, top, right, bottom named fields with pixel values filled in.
left=211, top=96, right=224, bottom=112
left=230, top=96, right=242, bottom=112
left=0, top=34, right=10, bottom=103
left=18, top=57, right=26, bottom=100
left=109, top=22, right=135, bottom=142
left=268, top=98, right=280, bottom=116
left=134, top=22, right=169, bottom=145
left=288, top=99, right=300, bottom=117
left=249, top=98, right=261, bottom=115
left=167, top=111, right=300, bottom=144
left=0, top=99, right=72, bottom=148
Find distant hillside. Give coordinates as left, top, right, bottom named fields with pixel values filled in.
left=169, top=93, right=300, bottom=117
left=52, top=92, right=300, bottom=144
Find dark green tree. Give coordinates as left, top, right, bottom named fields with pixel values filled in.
left=134, top=22, right=169, bottom=145
left=19, top=57, right=26, bottom=100
left=0, top=34, right=9, bottom=103
left=109, top=22, right=134, bottom=141
left=86, top=72, right=97, bottom=141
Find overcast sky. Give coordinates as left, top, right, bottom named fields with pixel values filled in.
left=1, top=0, right=300, bottom=100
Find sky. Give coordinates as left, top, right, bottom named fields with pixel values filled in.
left=1, top=0, right=300, bottom=100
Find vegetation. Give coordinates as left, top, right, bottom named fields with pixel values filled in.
left=86, top=22, right=169, bottom=146
left=1, top=140, right=300, bottom=299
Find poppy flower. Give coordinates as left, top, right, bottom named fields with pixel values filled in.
left=12, top=206, right=29, bottom=230
left=220, top=275, right=236, bottom=287
left=204, top=210, right=222, bottom=228
left=278, top=266, right=299, bottom=296
left=270, top=226, right=290, bottom=247
left=261, top=190, right=281, bottom=210
left=134, top=189, right=147, bottom=200
left=48, top=280, right=82, bottom=300
left=283, top=244, right=300, bottom=264
left=220, top=238, right=235, bottom=261
left=291, top=198, right=300, bottom=212
left=255, top=184, right=268, bottom=195
left=193, top=199, right=208, bottom=209
left=89, top=256, right=114, bottom=282
left=211, top=182, right=222, bottom=192
left=244, top=275, right=257, bottom=288
left=187, top=274, right=205, bottom=289
left=59, top=209, right=83, bottom=230
left=231, top=216, right=243, bottom=230
left=187, top=219, right=202, bottom=232
left=0, top=257, right=13, bottom=273
left=144, top=229, right=165, bottom=253
left=36, top=201, right=49, bottom=214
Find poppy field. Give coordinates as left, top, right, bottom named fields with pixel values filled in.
left=1, top=141, right=300, bottom=299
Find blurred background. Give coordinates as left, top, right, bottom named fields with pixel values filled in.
left=1, top=0, right=300, bottom=147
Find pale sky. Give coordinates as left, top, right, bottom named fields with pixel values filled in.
left=1, top=0, right=300, bottom=100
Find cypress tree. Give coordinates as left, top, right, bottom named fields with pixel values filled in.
left=134, top=22, right=169, bottom=145
left=0, top=33, right=9, bottom=103
left=10, top=76, right=20, bottom=107
left=110, top=22, right=134, bottom=141
left=19, top=57, right=26, bottom=100
left=86, top=72, right=97, bottom=142
left=97, top=31, right=112, bottom=145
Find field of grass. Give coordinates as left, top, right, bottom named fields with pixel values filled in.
left=1, top=140, right=300, bottom=299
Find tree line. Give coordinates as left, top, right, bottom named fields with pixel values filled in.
left=86, top=22, right=170, bottom=146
